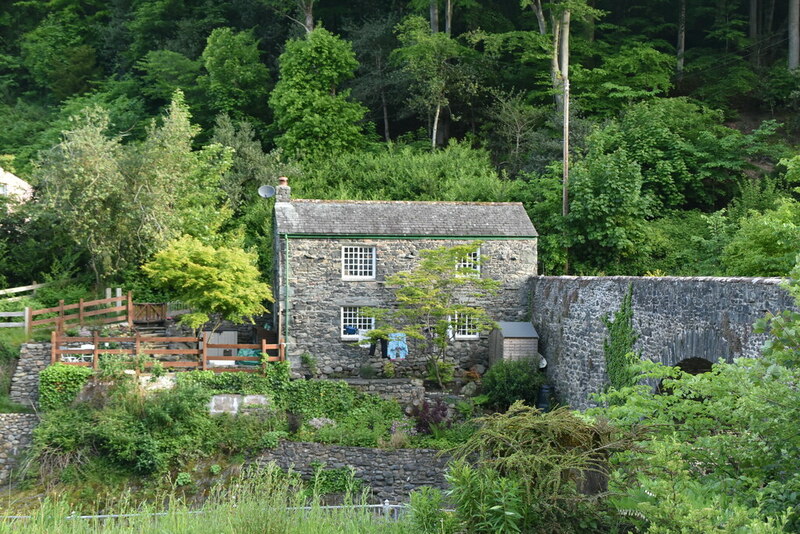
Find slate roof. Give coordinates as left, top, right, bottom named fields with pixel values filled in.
left=274, top=200, right=537, bottom=238
left=497, top=321, right=539, bottom=338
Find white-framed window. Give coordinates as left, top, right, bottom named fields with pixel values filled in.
left=342, top=246, right=376, bottom=280
left=341, top=306, right=375, bottom=340
left=0, top=184, right=7, bottom=196
left=450, top=312, right=480, bottom=340
left=456, top=247, right=480, bottom=276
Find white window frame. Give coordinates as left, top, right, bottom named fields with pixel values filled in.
left=341, top=246, right=377, bottom=280
left=450, top=312, right=480, bottom=341
left=341, top=306, right=375, bottom=340
left=0, top=184, right=6, bottom=196
left=456, top=247, right=481, bottom=277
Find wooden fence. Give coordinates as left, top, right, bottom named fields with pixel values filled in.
left=0, top=292, right=133, bottom=334
left=0, top=282, right=46, bottom=302
left=50, top=331, right=285, bottom=372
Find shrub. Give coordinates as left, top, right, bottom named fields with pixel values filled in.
left=38, top=363, right=93, bottom=411
left=409, top=486, right=457, bottom=534
left=447, top=460, right=525, bottom=533
left=411, top=398, right=449, bottom=434
left=481, top=359, right=546, bottom=411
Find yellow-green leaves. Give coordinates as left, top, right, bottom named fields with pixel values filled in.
left=143, top=235, right=273, bottom=329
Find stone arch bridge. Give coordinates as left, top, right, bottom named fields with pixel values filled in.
left=529, top=276, right=796, bottom=409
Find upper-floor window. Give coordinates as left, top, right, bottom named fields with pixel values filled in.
left=455, top=248, right=480, bottom=276
left=451, top=312, right=480, bottom=340
left=342, top=246, right=376, bottom=280
left=0, top=184, right=7, bottom=196
left=341, top=306, right=375, bottom=340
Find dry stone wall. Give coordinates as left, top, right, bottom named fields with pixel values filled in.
left=277, top=237, right=536, bottom=378
left=530, top=276, right=797, bottom=409
left=0, top=413, right=38, bottom=485
left=340, top=378, right=424, bottom=411
left=9, top=343, right=50, bottom=408
left=255, top=441, right=449, bottom=502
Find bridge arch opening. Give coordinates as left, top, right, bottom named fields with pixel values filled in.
left=675, top=357, right=713, bottom=376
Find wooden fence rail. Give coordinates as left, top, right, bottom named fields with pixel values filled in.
left=0, top=282, right=46, bottom=302
left=51, top=332, right=285, bottom=372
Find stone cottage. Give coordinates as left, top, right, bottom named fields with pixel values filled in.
left=272, top=178, right=538, bottom=377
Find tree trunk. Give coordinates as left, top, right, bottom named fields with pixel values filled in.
left=430, top=0, right=439, bottom=33
left=750, top=0, right=760, bottom=65
left=790, top=0, right=800, bottom=70
left=300, top=0, right=314, bottom=33
left=445, top=0, right=453, bottom=35
left=560, top=10, right=571, bottom=275
left=381, top=90, right=390, bottom=142
left=432, top=103, right=441, bottom=149
left=767, top=0, right=776, bottom=35
left=530, top=0, right=547, bottom=35
left=677, top=0, right=686, bottom=80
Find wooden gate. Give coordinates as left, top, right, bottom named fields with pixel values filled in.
left=133, top=303, right=167, bottom=324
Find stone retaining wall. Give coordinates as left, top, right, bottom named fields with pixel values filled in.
left=530, top=276, right=797, bottom=409
left=0, top=413, right=38, bottom=485
left=340, top=378, right=424, bottom=411
left=9, top=343, right=50, bottom=408
left=256, top=441, right=449, bottom=502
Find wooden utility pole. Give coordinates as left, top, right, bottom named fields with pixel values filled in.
left=558, top=10, right=571, bottom=274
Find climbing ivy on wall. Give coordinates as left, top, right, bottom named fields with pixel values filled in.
left=602, top=284, right=640, bottom=390
left=38, top=363, right=93, bottom=411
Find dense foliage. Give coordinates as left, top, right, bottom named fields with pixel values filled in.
left=0, top=0, right=798, bottom=287
left=31, top=362, right=409, bottom=486
left=38, top=363, right=93, bottom=411
left=480, top=359, right=546, bottom=411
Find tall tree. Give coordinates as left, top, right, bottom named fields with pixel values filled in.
left=36, top=92, right=232, bottom=283
left=269, top=27, right=369, bottom=159
left=393, top=15, right=476, bottom=148
left=198, top=27, right=270, bottom=121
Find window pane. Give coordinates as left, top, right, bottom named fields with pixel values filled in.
left=341, top=306, right=375, bottom=338
left=342, top=246, right=375, bottom=279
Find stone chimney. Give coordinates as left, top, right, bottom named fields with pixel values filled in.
left=276, top=176, right=291, bottom=202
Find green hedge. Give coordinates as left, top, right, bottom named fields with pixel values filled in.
left=39, top=363, right=93, bottom=411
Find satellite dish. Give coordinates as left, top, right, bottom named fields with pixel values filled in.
left=258, top=185, right=276, bottom=198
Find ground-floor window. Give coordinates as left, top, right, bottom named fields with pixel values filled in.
left=341, top=306, right=375, bottom=340
left=450, top=312, right=480, bottom=340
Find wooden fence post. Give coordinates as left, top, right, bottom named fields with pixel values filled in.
left=78, top=298, right=84, bottom=327
left=58, top=299, right=65, bottom=331
left=261, top=338, right=267, bottom=360
left=92, top=331, right=100, bottom=370
left=50, top=330, right=57, bottom=364
left=24, top=307, right=31, bottom=337
left=279, top=341, right=286, bottom=362
left=127, top=291, right=134, bottom=328
left=201, top=332, right=208, bottom=371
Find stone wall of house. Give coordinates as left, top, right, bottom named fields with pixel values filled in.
left=0, top=413, right=38, bottom=485
left=9, top=343, right=50, bottom=408
left=340, top=378, right=425, bottom=412
left=276, top=237, right=537, bottom=378
left=530, top=276, right=797, bottom=409
left=255, top=441, right=449, bottom=502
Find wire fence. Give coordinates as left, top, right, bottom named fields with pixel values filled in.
left=0, top=500, right=420, bottom=522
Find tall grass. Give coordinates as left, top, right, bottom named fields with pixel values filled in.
left=0, top=464, right=414, bottom=534
left=0, top=328, right=30, bottom=413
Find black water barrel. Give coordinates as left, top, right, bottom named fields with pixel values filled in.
left=536, top=384, right=553, bottom=412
